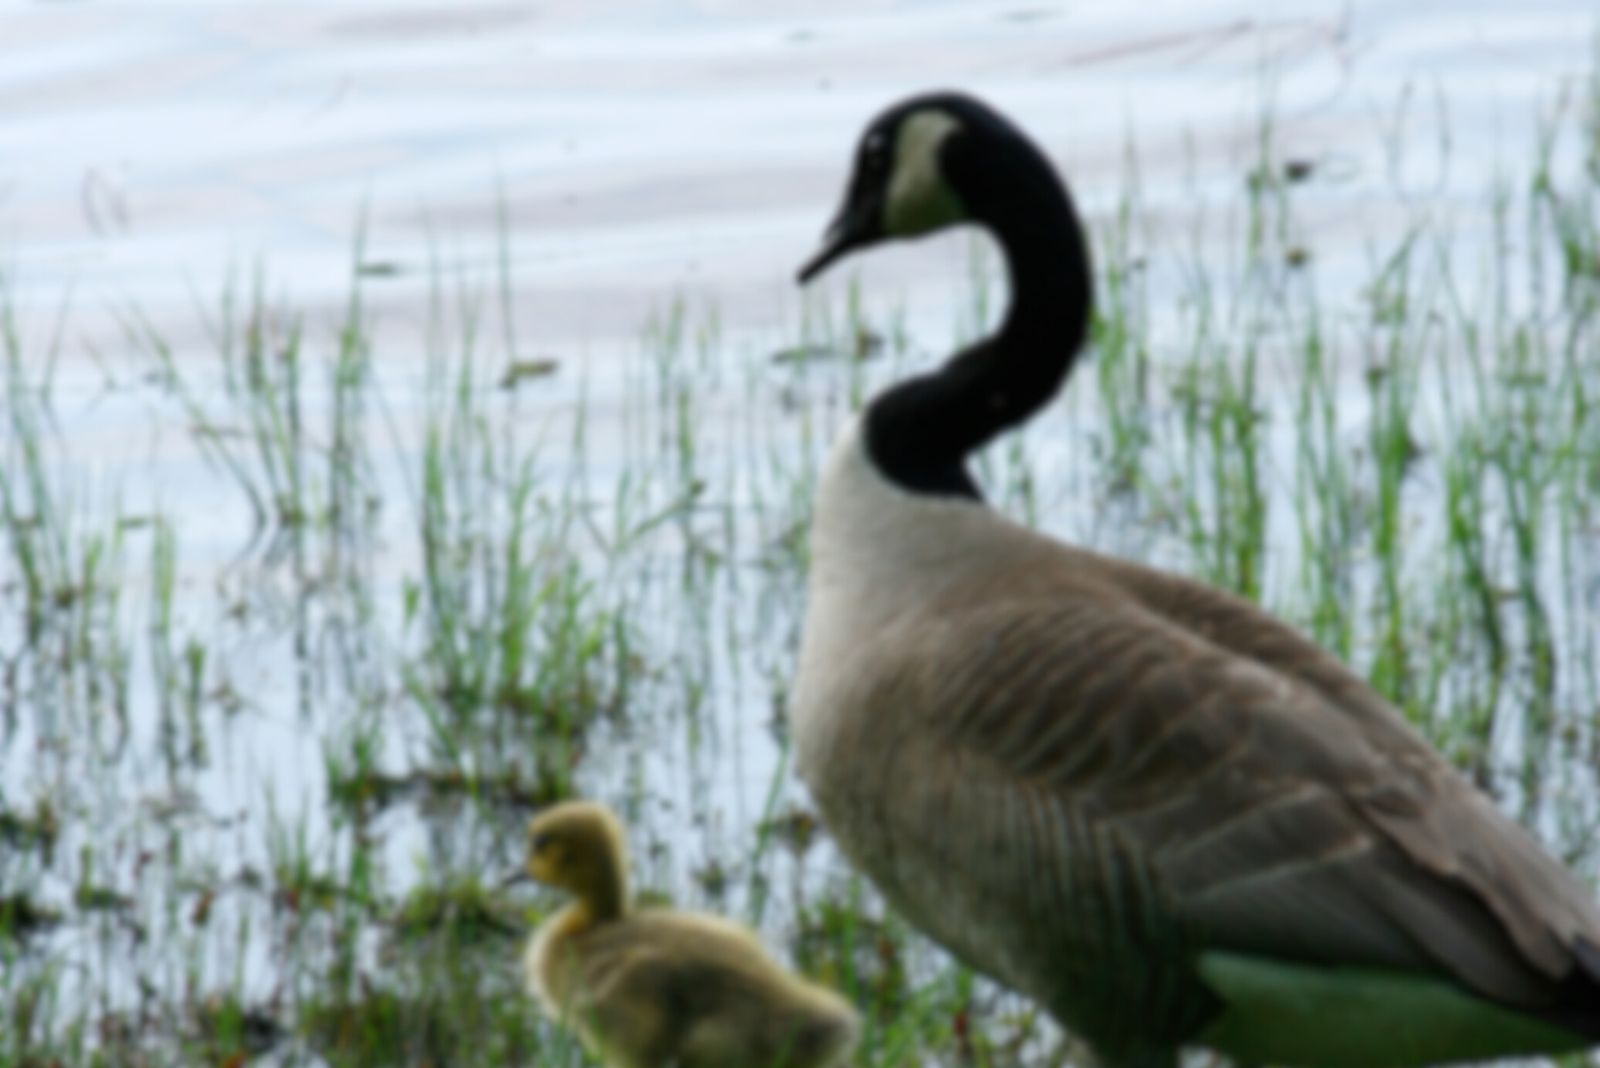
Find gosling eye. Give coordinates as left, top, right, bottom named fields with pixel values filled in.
left=530, top=832, right=553, bottom=855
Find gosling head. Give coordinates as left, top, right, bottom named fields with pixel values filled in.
left=523, top=800, right=630, bottom=904
left=798, top=91, right=1055, bottom=283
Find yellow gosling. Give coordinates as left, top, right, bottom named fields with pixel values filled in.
left=520, top=801, right=858, bottom=1068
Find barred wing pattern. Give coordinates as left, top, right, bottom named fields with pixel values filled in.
left=828, top=571, right=1600, bottom=1060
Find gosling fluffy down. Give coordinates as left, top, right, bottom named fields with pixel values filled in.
left=520, top=801, right=858, bottom=1068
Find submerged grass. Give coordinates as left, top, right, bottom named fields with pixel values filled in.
left=2, top=68, right=1600, bottom=1067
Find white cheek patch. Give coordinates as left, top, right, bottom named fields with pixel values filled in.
left=885, top=110, right=967, bottom=237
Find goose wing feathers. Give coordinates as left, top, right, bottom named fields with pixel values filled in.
left=867, top=562, right=1600, bottom=1017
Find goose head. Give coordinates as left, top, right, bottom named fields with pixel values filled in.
left=523, top=800, right=629, bottom=906
left=793, top=92, right=1090, bottom=495
left=798, top=91, right=1057, bottom=283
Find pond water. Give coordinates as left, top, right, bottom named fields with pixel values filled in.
left=3, top=1, right=1599, bottom=1064
left=8, top=0, right=1592, bottom=341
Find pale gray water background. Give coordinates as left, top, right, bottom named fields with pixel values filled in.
left=7, top=0, right=1591, bottom=340
left=3, top=1, right=1599, bottom=1062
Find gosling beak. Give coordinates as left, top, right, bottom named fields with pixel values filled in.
left=502, top=869, right=534, bottom=889
left=797, top=195, right=879, bottom=284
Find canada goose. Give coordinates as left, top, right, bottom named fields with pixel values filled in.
left=791, top=91, right=1600, bottom=1068
left=519, top=800, right=859, bottom=1068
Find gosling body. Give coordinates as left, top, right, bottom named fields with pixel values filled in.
left=521, top=801, right=857, bottom=1068
left=793, top=91, right=1600, bottom=1068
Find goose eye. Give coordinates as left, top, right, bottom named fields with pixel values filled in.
left=862, top=132, right=889, bottom=171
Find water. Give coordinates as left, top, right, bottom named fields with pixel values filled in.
left=2, top=2, right=1598, bottom=1064
left=8, top=1, right=1593, bottom=338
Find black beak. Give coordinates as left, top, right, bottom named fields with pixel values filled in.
left=501, top=869, right=533, bottom=889
left=797, top=194, right=879, bottom=284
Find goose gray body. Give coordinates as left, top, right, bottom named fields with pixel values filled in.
left=792, top=92, right=1600, bottom=1068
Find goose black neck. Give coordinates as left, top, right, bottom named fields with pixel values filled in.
left=864, top=159, right=1093, bottom=500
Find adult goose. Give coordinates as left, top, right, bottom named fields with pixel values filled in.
left=791, top=91, right=1600, bottom=1068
